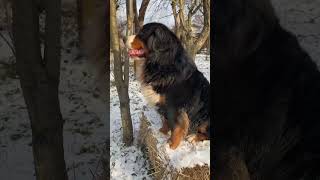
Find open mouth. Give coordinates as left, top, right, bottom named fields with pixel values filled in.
left=128, top=49, right=145, bottom=57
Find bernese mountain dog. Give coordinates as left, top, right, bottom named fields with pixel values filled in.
left=126, top=23, right=210, bottom=150
left=214, top=0, right=320, bottom=179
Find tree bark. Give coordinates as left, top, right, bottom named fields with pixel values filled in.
left=137, top=0, right=150, bottom=29
left=133, top=0, right=139, bottom=33
left=12, top=0, right=68, bottom=180
left=126, top=0, right=134, bottom=36
left=77, top=0, right=108, bottom=94
left=131, top=0, right=150, bottom=78
left=110, top=0, right=133, bottom=146
left=171, top=0, right=181, bottom=39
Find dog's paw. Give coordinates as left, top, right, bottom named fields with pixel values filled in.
left=159, top=127, right=169, bottom=135
left=169, top=142, right=179, bottom=150
left=186, top=134, right=197, bottom=144
left=166, top=139, right=178, bottom=149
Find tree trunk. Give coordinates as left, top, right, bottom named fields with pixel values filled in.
left=133, top=0, right=140, bottom=33
left=110, top=0, right=133, bottom=146
left=126, top=0, right=134, bottom=36
left=171, top=0, right=181, bottom=38
left=132, top=0, right=150, bottom=78
left=12, top=0, right=68, bottom=180
left=132, top=0, right=151, bottom=33
left=127, top=0, right=138, bottom=79
left=137, top=0, right=150, bottom=29
left=77, top=0, right=94, bottom=48
left=78, top=0, right=108, bottom=94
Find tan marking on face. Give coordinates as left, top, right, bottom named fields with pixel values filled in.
left=126, top=35, right=145, bottom=50
left=131, top=36, right=145, bottom=49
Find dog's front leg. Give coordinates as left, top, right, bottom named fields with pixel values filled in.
left=167, top=109, right=189, bottom=149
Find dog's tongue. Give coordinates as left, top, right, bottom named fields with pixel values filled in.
left=128, top=49, right=145, bottom=57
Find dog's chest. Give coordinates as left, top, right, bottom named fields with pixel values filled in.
left=140, top=84, right=162, bottom=106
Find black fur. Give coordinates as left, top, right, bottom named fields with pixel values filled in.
left=214, top=0, right=320, bottom=179
left=137, top=23, right=210, bottom=136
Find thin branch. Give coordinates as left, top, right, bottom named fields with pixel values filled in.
left=0, top=31, right=15, bottom=56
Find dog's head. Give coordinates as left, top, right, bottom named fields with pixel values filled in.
left=126, top=23, right=185, bottom=64
left=126, top=23, right=196, bottom=86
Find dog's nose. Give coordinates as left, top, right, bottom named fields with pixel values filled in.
left=126, top=35, right=136, bottom=48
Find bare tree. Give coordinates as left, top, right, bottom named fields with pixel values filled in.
left=12, top=0, right=68, bottom=179
left=77, top=0, right=108, bottom=95
left=171, top=0, right=210, bottom=60
left=111, top=0, right=133, bottom=145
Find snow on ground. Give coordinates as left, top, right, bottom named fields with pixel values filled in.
left=0, top=9, right=107, bottom=180
left=143, top=108, right=210, bottom=170
left=110, top=54, right=210, bottom=179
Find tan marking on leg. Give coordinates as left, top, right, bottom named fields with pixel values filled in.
left=187, top=121, right=209, bottom=143
left=187, top=133, right=209, bottom=143
left=168, top=111, right=190, bottom=149
left=186, top=134, right=197, bottom=143
left=169, top=126, right=184, bottom=149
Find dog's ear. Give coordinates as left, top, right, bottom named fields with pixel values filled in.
left=146, top=33, right=156, bottom=51
left=151, top=27, right=175, bottom=52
